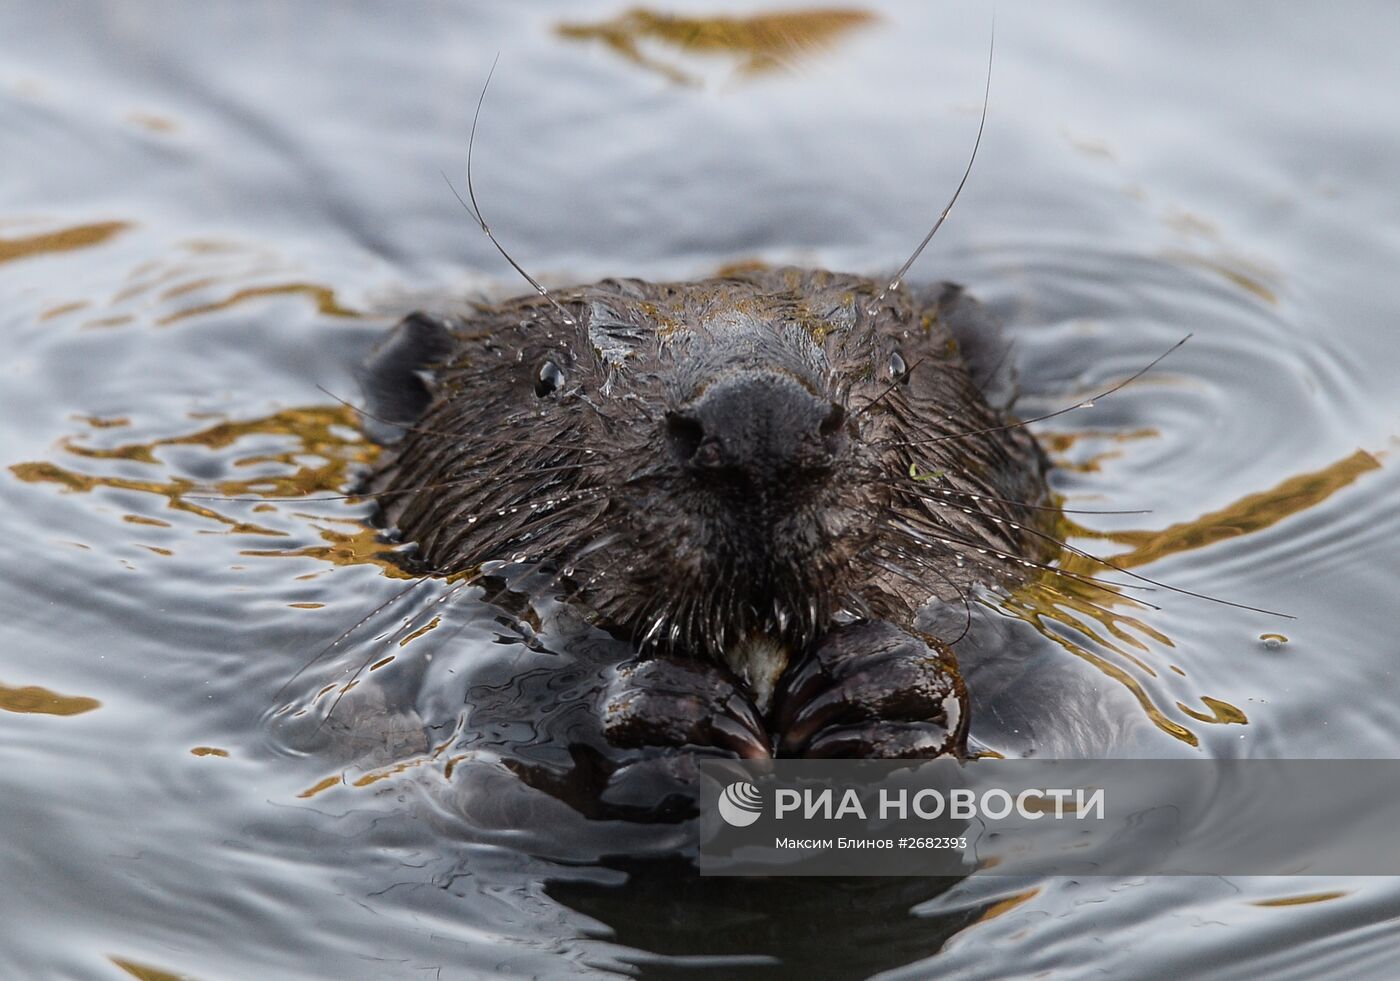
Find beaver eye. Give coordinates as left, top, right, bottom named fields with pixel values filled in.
left=888, top=351, right=908, bottom=382
left=534, top=360, right=565, bottom=397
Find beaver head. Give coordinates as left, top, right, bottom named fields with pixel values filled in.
left=363, top=267, right=1051, bottom=707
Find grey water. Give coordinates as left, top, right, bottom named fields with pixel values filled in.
left=2, top=1, right=1398, bottom=978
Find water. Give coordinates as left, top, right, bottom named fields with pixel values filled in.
left=3, top=1, right=1399, bottom=977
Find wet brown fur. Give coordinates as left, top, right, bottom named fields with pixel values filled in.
left=366, top=266, right=1056, bottom=668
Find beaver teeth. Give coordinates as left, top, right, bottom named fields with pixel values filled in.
left=723, top=635, right=791, bottom=714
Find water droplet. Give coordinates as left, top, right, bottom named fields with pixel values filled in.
left=1260, top=633, right=1289, bottom=650
left=888, top=351, right=907, bottom=380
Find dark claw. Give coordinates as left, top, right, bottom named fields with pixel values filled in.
left=771, top=620, right=968, bottom=759
left=603, top=657, right=772, bottom=759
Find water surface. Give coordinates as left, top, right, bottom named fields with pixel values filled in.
left=3, top=2, right=1399, bottom=978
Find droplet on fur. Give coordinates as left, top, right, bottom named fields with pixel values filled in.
left=888, top=351, right=907, bottom=380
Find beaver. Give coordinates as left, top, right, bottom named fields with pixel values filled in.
left=354, top=266, right=1058, bottom=762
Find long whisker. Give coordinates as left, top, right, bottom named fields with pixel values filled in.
left=856, top=468, right=1150, bottom=515
left=276, top=571, right=441, bottom=705
left=188, top=479, right=609, bottom=507
left=885, top=516, right=1162, bottom=609
left=896, top=502, right=1292, bottom=618
left=861, top=544, right=976, bottom=647
left=880, top=335, right=1190, bottom=449
left=868, top=15, right=994, bottom=313
left=445, top=54, right=577, bottom=327
left=319, top=575, right=479, bottom=731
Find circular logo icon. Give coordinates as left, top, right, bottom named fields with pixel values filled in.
left=718, top=781, right=764, bottom=827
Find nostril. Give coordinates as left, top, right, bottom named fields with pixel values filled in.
left=665, top=411, right=705, bottom=462
left=819, top=402, right=847, bottom=439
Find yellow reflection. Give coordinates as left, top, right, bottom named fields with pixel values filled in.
left=156, top=282, right=360, bottom=325
left=1165, top=250, right=1278, bottom=305
left=125, top=112, right=178, bottom=134
left=1041, top=427, right=1159, bottom=473
left=190, top=746, right=229, bottom=758
left=399, top=615, right=441, bottom=646
left=109, top=958, right=190, bottom=981
left=0, top=681, right=100, bottom=716
left=33, top=237, right=362, bottom=329
left=10, top=405, right=378, bottom=536
left=1177, top=696, right=1247, bottom=725
left=241, top=522, right=419, bottom=579
left=40, top=300, right=91, bottom=320
left=996, top=449, right=1381, bottom=745
left=1252, top=891, right=1349, bottom=907
left=297, top=775, right=342, bottom=799
left=973, top=887, right=1041, bottom=923
left=1069, top=449, right=1380, bottom=565
left=557, top=7, right=877, bottom=85
left=0, top=221, right=129, bottom=264
left=76, top=414, right=133, bottom=429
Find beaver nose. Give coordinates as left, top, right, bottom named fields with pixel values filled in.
left=666, top=373, right=847, bottom=483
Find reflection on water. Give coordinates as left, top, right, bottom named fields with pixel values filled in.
left=2, top=1, right=1399, bottom=979
left=11, top=405, right=375, bottom=536
left=557, top=7, right=877, bottom=85
left=1252, top=891, right=1350, bottom=908
left=0, top=681, right=100, bottom=716
left=0, top=220, right=130, bottom=264
left=109, top=957, right=187, bottom=981
left=1072, top=448, right=1381, bottom=565
left=155, top=281, right=360, bottom=325
left=993, top=447, right=1382, bottom=745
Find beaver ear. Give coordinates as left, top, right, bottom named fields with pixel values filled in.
left=927, top=282, right=1018, bottom=410
left=356, top=312, right=457, bottom=444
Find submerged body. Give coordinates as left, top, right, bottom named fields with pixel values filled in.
left=361, top=266, right=1055, bottom=761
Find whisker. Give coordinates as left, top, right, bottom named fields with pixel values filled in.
left=896, top=490, right=1293, bottom=619
left=319, top=575, right=479, bottom=731
left=187, top=469, right=611, bottom=506
left=868, top=14, right=994, bottom=312
left=858, top=468, right=1150, bottom=516
left=850, top=356, right=925, bottom=419
left=444, top=54, right=577, bottom=328
left=861, top=544, right=976, bottom=647
left=878, top=335, right=1191, bottom=450
left=884, top=516, right=1162, bottom=610
left=277, top=571, right=442, bottom=705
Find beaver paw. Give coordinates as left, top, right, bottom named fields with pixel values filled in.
left=602, top=656, right=772, bottom=759
left=770, top=621, right=969, bottom=759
